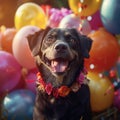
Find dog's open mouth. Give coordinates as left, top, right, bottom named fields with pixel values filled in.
left=45, top=57, right=70, bottom=74
left=51, top=59, right=68, bottom=73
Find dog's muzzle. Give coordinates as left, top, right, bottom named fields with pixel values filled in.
left=44, top=42, right=75, bottom=75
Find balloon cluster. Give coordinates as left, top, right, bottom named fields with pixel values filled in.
left=0, top=0, right=120, bottom=119
left=68, top=0, right=120, bottom=113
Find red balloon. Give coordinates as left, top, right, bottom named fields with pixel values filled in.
left=1, top=27, right=17, bottom=53
left=85, top=28, right=120, bottom=72
left=0, top=51, right=23, bottom=97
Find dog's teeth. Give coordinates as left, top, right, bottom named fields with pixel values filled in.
left=53, top=61, right=58, bottom=66
left=51, top=60, right=57, bottom=67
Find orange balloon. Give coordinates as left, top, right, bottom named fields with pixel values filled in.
left=68, top=0, right=102, bottom=17
left=85, top=28, right=120, bottom=72
left=1, top=27, right=17, bottom=53
left=87, top=72, right=114, bottom=112
left=0, top=32, right=3, bottom=50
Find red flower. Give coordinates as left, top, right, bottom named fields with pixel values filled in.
left=45, top=83, right=53, bottom=95
left=39, top=78, right=46, bottom=87
left=36, top=70, right=86, bottom=98
left=53, top=88, right=59, bottom=98
left=58, top=86, right=70, bottom=97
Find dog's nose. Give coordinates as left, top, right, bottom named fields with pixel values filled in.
left=54, top=43, right=67, bottom=52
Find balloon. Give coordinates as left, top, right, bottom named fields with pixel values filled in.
left=87, top=72, right=114, bottom=112
left=25, top=68, right=38, bottom=93
left=116, top=57, right=120, bottom=76
left=12, top=25, right=40, bottom=69
left=1, top=89, right=35, bottom=120
left=116, top=35, right=120, bottom=51
left=0, top=0, right=36, bottom=27
left=14, top=2, right=47, bottom=30
left=1, top=27, right=17, bottom=53
left=41, top=5, right=51, bottom=15
left=85, top=28, right=120, bottom=72
left=68, top=0, right=102, bottom=17
left=0, top=31, right=3, bottom=50
left=0, top=51, right=22, bottom=97
left=113, top=89, right=120, bottom=110
left=116, top=34, right=120, bottom=40
left=88, top=10, right=103, bottom=30
left=100, top=0, right=120, bottom=34
left=59, top=14, right=81, bottom=30
left=81, top=19, right=91, bottom=35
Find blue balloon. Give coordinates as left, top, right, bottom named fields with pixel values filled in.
left=100, top=0, right=120, bottom=34
left=1, top=89, right=35, bottom=120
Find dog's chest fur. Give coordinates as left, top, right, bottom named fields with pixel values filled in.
left=34, top=83, right=91, bottom=120
left=34, top=62, right=91, bottom=120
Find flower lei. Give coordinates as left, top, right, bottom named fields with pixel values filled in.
left=36, top=68, right=88, bottom=98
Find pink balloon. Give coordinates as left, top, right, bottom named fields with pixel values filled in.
left=59, top=14, right=81, bottom=30
left=12, top=26, right=40, bottom=69
left=0, top=51, right=22, bottom=97
left=25, top=68, right=38, bottom=93
left=88, top=11, right=103, bottom=30
left=81, top=20, right=92, bottom=35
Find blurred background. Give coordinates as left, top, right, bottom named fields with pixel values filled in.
left=0, top=0, right=120, bottom=120
left=0, top=0, right=68, bottom=27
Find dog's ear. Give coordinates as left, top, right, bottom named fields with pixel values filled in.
left=27, top=27, right=51, bottom=56
left=80, top=35, right=92, bottom=58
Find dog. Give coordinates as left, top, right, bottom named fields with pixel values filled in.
left=27, top=27, right=92, bottom=120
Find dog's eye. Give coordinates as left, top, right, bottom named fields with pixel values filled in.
left=46, top=36, right=55, bottom=44
left=67, top=36, right=75, bottom=44
left=65, top=35, right=76, bottom=44
left=70, top=38, right=76, bottom=44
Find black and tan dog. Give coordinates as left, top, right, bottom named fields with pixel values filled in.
left=27, top=27, right=92, bottom=120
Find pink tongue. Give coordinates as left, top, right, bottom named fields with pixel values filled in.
left=51, top=60, right=68, bottom=72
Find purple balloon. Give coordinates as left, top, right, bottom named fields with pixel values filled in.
left=113, top=88, right=120, bottom=110
left=0, top=51, right=22, bottom=96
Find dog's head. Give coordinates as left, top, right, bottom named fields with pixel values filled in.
left=27, top=27, right=92, bottom=86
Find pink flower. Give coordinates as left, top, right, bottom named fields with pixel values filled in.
left=77, top=73, right=85, bottom=84
left=61, top=8, right=72, bottom=16
left=83, top=67, right=88, bottom=75
left=48, top=8, right=72, bottom=28
left=45, top=83, right=53, bottom=95
left=53, top=89, right=59, bottom=98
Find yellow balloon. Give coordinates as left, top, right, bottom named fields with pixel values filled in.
left=87, top=72, right=114, bottom=112
left=14, top=2, right=47, bottom=29
left=69, top=0, right=102, bottom=17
